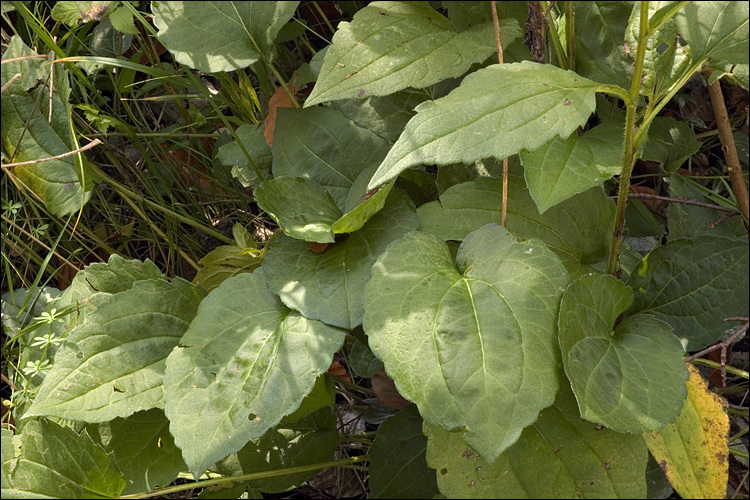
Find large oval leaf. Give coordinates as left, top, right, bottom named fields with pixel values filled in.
left=424, top=383, right=648, bottom=499
left=164, top=271, right=346, bottom=478
left=417, top=176, right=615, bottom=264
left=363, top=224, right=570, bottom=462
left=558, top=274, right=689, bottom=433
left=24, top=277, right=205, bottom=423
left=627, top=235, right=749, bottom=350
left=367, top=61, right=599, bottom=190
left=305, top=1, right=520, bottom=106
left=152, top=1, right=299, bottom=73
left=262, top=190, right=419, bottom=329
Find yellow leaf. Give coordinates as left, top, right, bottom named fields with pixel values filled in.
left=643, top=363, right=729, bottom=499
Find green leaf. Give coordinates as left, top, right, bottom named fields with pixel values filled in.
left=24, top=277, right=205, bottom=422
left=59, top=254, right=164, bottom=306
left=424, top=383, right=648, bottom=499
left=335, top=89, right=428, bottom=142
left=627, top=235, right=749, bottom=350
left=1, top=36, right=47, bottom=92
left=217, top=123, right=272, bottom=189
left=214, top=407, right=338, bottom=494
left=367, top=61, right=599, bottom=190
left=667, top=173, right=745, bottom=239
left=640, top=117, right=700, bottom=172
left=574, top=2, right=634, bottom=89
left=3, top=419, right=126, bottom=499
left=520, top=122, right=624, bottom=213
left=558, top=274, right=689, bottom=433
left=306, top=1, right=521, bottom=106
left=674, top=1, right=749, bottom=66
left=272, top=106, right=391, bottom=209
left=164, top=271, right=346, bottom=478
left=1, top=428, right=17, bottom=496
left=52, top=254, right=165, bottom=334
left=262, top=190, right=419, bottom=329
left=193, top=245, right=261, bottom=293
left=50, top=1, right=112, bottom=26
left=152, top=1, right=299, bottom=73
left=436, top=156, right=506, bottom=193
left=255, top=177, right=343, bottom=243
left=280, top=374, right=335, bottom=424
left=625, top=2, right=691, bottom=99
left=90, top=409, right=186, bottom=495
left=370, top=405, right=439, bottom=499
left=363, top=225, right=570, bottom=462
left=417, top=176, right=615, bottom=264
left=108, top=4, right=139, bottom=34
left=349, top=339, right=384, bottom=378
left=1, top=37, right=94, bottom=217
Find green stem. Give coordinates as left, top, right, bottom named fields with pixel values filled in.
left=596, top=84, right=633, bottom=107
left=542, top=2, right=567, bottom=67
left=119, top=455, right=370, bottom=499
left=729, top=426, right=748, bottom=444
left=635, top=58, right=706, bottom=146
left=565, top=1, right=575, bottom=71
left=689, top=358, right=749, bottom=379
left=606, top=1, right=651, bottom=276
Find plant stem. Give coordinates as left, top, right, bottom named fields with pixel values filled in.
left=119, top=454, right=370, bottom=499
left=606, top=1, right=650, bottom=276
left=490, top=1, right=509, bottom=226
left=541, top=2, right=566, bottom=67
left=690, top=358, right=748, bottom=379
left=705, top=74, right=750, bottom=226
left=565, top=1, right=575, bottom=71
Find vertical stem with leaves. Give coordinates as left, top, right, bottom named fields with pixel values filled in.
left=607, top=1, right=651, bottom=276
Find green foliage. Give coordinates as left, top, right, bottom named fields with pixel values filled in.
left=152, top=1, right=300, bottom=73
left=1, top=36, right=94, bottom=216
left=305, top=1, right=522, bottom=105
left=364, top=225, right=570, bottom=462
left=558, top=274, right=689, bottom=433
left=425, top=384, right=649, bottom=498
left=163, top=271, right=346, bottom=477
left=2, top=1, right=748, bottom=499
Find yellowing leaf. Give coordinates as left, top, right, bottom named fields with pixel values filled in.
left=643, top=363, right=729, bottom=499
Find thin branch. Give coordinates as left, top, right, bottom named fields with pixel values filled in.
left=711, top=211, right=740, bottom=229
left=490, top=1, right=509, bottom=227
left=685, top=319, right=749, bottom=387
left=706, top=73, right=750, bottom=227
left=2, top=139, right=102, bottom=168
left=1, top=73, right=21, bottom=93
left=613, top=192, right=739, bottom=212
left=0, top=54, right=48, bottom=65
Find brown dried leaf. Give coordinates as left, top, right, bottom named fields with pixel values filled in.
left=264, top=83, right=296, bottom=146
left=372, top=369, right=410, bottom=410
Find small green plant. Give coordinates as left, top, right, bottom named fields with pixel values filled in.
left=2, top=1, right=748, bottom=499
